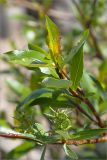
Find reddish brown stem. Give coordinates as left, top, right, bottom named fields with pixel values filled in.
left=55, top=136, right=107, bottom=145
left=0, top=133, right=33, bottom=140
left=1, top=133, right=107, bottom=146
left=75, top=102, right=97, bottom=123
left=57, top=66, right=103, bottom=127
left=69, top=88, right=105, bottom=128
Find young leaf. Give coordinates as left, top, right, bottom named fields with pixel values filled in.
left=30, top=97, right=74, bottom=109
left=42, top=77, right=71, bottom=89
left=70, top=45, right=84, bottom=90
left=33, top=123, right=46, bottom=135
left=56, top=130, right=70, bottom=140
left=4, top=50, right=45, bottom=61
left=90, top=75, right=107, bottom=101
left=17, top=88, right=53, bottom=108
left=67, top=30, right=89, bottom=90
left=70, top=128, right=107, bottom=140
left=3, top=50, right=51, bottom=67
left=40, top=145, right=47, bottom=160
left=80, top=71, right=97, bottom=94
left=28, top=43, right=49, bottom=57
left=40, top=67, right=59, bottom=78
left=63, top=144, right=78, bottom=160
left=46, top=16, right=61, bottom=58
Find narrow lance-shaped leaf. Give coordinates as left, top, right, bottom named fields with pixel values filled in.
left=70, top=45, right=84, bottom=90
left=4, top=50, right=45, bottom=61
left=67, top=30, right=88, bottom=90
left=70, top=128, right=107, bottom=140
left=40, top=145, right=47, bottom=160
left=28, top=43, right=49, bottom=57
left=63, top=144, right=78, bottom=160
left=17, top=88, right=53, bottom=108
left=46, top=16, right=61, bottom=60
left=3, top=50, right=52, bottom=68
left=80, top=71, right=97, bottom=94
left=42, top=77, right=71, bottom=89
left=90, top=75, right=107, bottom=101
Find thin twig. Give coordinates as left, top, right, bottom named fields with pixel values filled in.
left=55, top=136, right=107, bottom=145
left=0, top=133, right=34, bottom=141
left=57, top=66, right=97, bottom=124
left=69, top=88, right=105, bottom=128
left=59, top=65, right=104, bottom=127
left=75, top=102, right=97, bottom=124
left=56, top=64, right=103, bottom=126
left=1, top=133, right=107, bottom=146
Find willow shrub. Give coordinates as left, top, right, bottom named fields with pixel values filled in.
left=0, top=16, right=107, bottom=160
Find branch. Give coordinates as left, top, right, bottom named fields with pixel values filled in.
left=0, top=133, right=33, bottom=140
left=1, top=133, right=107, bottom=146
left=56, top=64, right=103, bottom=127
left=56, top=136, right=107, bottom=145
left=69, top=88, right=105, bottom=128
left=0, top=133, right=43, bottom=144
left=60, top=67, right=104, bottom=127
left=56, top=66, right=97, bottom=124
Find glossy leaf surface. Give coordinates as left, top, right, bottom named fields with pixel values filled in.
left=46, top=16, right=61, bottom=58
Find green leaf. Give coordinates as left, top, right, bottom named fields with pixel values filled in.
left=3, top=50, right=52, bottom=67
left=4, top=50, right=45, bottom=60
left=17, top=88, right=53, bottom=108
left=70, top=45, right=84, bottom=90
left=28, top=43, right=49, bottom=57
left=63, top=144, right=78, bottom=160
left=56, top=130, right=70, bottom=140
left=6, top=79, right=31, bottom=97
left=40, top=67, right=59, bottom=78
left=42, top=77, right=71, bottom=89
left=67, top=30, right=89, bottom=89
left=70, top=128, right=107, bottom=140
left=40, top=146, right=47, bottom=160
left=7, top=141, right=36, bottom=159
left=46, top=16, right=61, bottom=58
left=90, top=75, right=107, bottom=101
left=99, top=60, right=107, bottom=87
left=30, top=97, right=74, bottom=109
left=33, top=123, right=46, bottom=135
left=81, top=71, right=97, bottom=94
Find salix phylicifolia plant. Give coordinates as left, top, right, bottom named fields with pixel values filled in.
left=0, top=16, right=107, bottom=160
